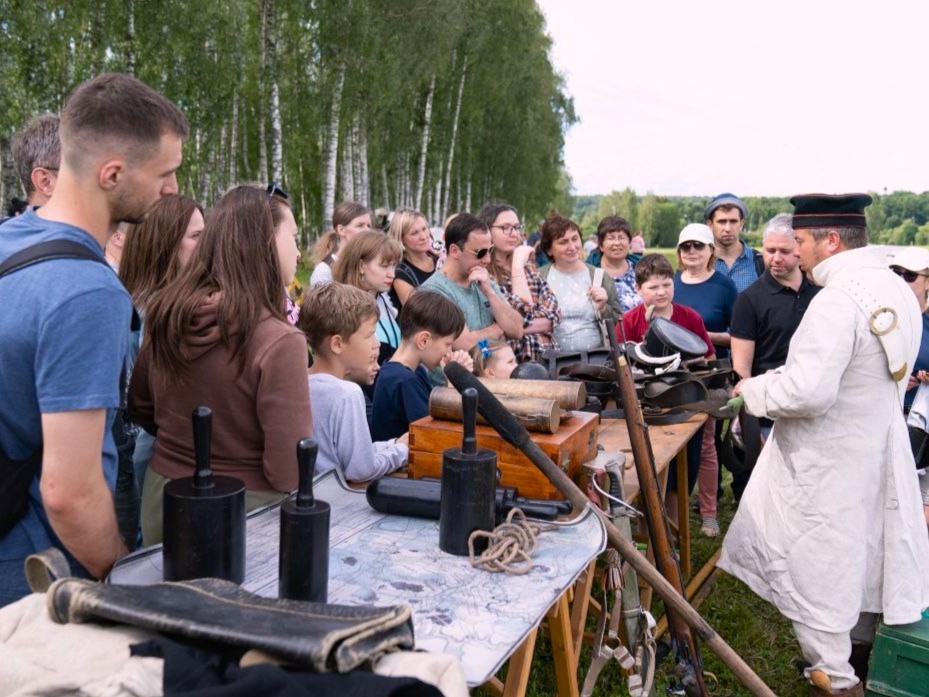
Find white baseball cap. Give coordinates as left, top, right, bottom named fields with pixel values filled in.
left=677, top=223, right=715, bottom=247
left=892, top=247, right=929, bottom=274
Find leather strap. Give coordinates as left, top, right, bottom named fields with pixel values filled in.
left=24, top=547, right=73, bottom=592
left=836, top=277, right=910, bottom=382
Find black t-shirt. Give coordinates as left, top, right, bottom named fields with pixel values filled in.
left=389, top=255, right=436, bottom=310
left=730, top=270, right=821, bottom=378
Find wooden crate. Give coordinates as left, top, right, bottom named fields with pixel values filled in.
left=408, top=411, right=599, bottom=500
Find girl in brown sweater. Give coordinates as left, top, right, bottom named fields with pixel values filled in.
left=129, top=185, right=312, bottom=545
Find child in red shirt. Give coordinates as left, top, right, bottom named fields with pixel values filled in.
left=619, top=253, right=719, bottom=536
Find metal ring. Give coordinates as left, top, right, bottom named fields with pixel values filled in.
left=870, top=307, right=898, bottom=336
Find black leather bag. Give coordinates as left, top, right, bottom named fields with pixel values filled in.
left=45, top=576, right=415, bottom=673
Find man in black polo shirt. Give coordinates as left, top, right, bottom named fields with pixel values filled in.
left=729, top=214, right=820, bottom=499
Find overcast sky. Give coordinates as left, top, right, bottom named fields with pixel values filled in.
left=536, top=0, right=929, bottom=197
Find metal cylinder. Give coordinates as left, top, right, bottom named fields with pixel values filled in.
left=163, top=475, right=246, bottom=583
left=279, top=438, right=330, bottom=602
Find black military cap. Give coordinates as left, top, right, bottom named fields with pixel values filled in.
left=789, top=193, right=872, bottom=229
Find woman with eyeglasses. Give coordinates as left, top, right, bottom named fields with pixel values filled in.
left=387, top=208, right=437, bottom=311
left=478, top=202, right=561, bottom=362
left=595, top=215, right=644, bottom=314
left=128, top=185, right=311, bottom=546
left=673, top=223, right=737, bottom=359
left=538, top=212, right=621, bottom=352
left=310, top=201, right=373, bottom=286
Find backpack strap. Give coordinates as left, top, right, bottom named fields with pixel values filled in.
left=0, top=240, right=108, bottom=280
left=752, top=248, right=765, bottom=278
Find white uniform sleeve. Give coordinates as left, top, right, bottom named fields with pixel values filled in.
left=741, top=289, right=857, bottom=420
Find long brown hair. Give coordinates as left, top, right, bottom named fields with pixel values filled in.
left=144, top=185, right=290, bottom=378
left=477, top=201, right=519, bottom=285
left=120, top=194, right=202, bottom=310
left=313, top=201, right=370, bottom=263
left=332, top=231, right=402, bottom=290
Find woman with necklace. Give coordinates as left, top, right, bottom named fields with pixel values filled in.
left=538, top=212, right=621, bottom=352
left=478, top=202, right=561, bottom=362
left=388, top=208, right=437, bottom=311
left=596, top=215, right=643, bottom=313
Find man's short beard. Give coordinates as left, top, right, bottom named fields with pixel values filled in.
left=111, top=187, right=153, bottom=226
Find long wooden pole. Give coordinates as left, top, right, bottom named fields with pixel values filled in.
left=443, top=363, right=777, bottom=697
left=614, top=354, right=708, bottom=695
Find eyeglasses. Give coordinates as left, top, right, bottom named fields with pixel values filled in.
left=462, top=244, right=495, bottom=260
left=266, top=183, right=289, bottom=201
left=891, top=266, right=927, bottom=283
left=601, top=232, right=629, bottom=244
left=679, top=241, right=707, bottom=252
left=492, top=224, right=524, bottom=235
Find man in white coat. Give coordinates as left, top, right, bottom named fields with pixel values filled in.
left=720, top=193, right=929, bottom=697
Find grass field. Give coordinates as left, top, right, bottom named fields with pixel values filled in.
left=475, top=476, right=809, bottom=697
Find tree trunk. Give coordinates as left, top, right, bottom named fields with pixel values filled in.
left=258, top=0, right=269, bottom=184
left=229, top=91, right=238, bottom=184
left=217, top=124, right=227, bottom=194
left=381, top=163, right=390, bottom=212
left=125, top=0, right=136, bottom=74
left=322, top=63, right=345, bottom=230
left=441, top=52, right=467, bottom=220
left=357, top=115, right=369, bottom=207
left=265, top=0, right=283, bottom=183
left=413, top=73, right=436, bottom=211
left=340, top=126, right=355, bottom=202
left=351, top=114, right=362, bottom=205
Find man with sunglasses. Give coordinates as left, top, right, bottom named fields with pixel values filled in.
left=420, top=213, right=524, bottom=350
left=722, top=194, right=929, bottom=696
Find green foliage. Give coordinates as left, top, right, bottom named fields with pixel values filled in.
left=571, top=189, right=929, bottom=248
left=0, top=0, right=574, bottom=232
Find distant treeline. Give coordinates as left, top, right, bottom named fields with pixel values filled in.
left=570, top=189, right=929, bottom=247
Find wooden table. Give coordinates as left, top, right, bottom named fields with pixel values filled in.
left=486, top=412, right=707, bottom=697
left=597, top=412, right=707, bottom=578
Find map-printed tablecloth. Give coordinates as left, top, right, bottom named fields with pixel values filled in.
left=110, top=471, right=607, bottom=685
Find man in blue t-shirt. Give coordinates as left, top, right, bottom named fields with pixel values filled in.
left=0, top=73, right=187, bottom=606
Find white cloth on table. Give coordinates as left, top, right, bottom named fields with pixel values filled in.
left=720, top=247, right=929, bottom=634
left=0, top=592, right=163, bottom=697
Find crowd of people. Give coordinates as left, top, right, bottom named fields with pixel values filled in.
left=1, top=72, right=928, bottom=697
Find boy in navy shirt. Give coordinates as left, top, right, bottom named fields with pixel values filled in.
left=371, top=291, right=470, bottom=441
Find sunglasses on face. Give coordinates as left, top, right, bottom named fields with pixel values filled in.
left=891, top=266, right=926, bottom=283
left=679, top=241, right=707, bottom=252
left=462, top=244, right=495, bottom=260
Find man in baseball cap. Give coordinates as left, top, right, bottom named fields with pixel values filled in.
left=704, top=193, right=764, bottom=293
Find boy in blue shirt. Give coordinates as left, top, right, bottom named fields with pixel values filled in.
left=371, top=291, right=469, bottom=441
